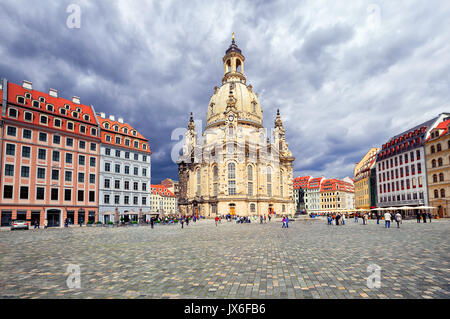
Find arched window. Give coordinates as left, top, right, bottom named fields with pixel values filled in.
left=213, top=166, right=218, bottom=196
left=431, top=145, right=435, bottom=153
left=250, top=203, right=255, bottom=213
left=104, top=122, right=110, bottom=129
left=196, top=169, right=201, bottom=195
left=434, top=189, right=439, bottom=198
left=247, top=165, right=253, bottom=196
left=441, top=189, right=446, bottom=198
left=282, top=204, right=286, bottom=212
left=247, top=165, right=253, bottom=181
left=280, top=170, right=284, bottom=197
left=437, top=143, right=442, bottom=152
left=228, top=162, right=236, bottom=195
left=236, top=59, right=242, bottom=73
left=432, top=159, right=436, bottom=168
left=439, top=173, right=444, bottom=182
left=438, top=158, right=443, bottom=166
left=267, top=166, right=272, bottom=197
left=433, top=174, right=438, bottom=183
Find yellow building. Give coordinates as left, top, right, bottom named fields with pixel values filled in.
left=177, top=36, right=295, bottom=217
left=354, top=147, right=379, bottom=210
left=425, top=119, right=450, bottom=217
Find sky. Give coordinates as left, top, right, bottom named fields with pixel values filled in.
left=0, top=0, right=449, bottom=183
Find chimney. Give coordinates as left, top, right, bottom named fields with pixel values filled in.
left=49, top=88, right=58, bottom=97
left=72, top=96, right=80, bottom=104
left=118, top=117, right=124, bottom=123
left=22, top=80, right=32, bottom=90
left=99, top=112, right=106, bottom=119
left=109, top=115, right=115, bottom=121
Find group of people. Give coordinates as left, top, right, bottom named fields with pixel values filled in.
left=416, top=211, right=433, bottom=223
left=281, top=216, right=290, bottom=228
left=327, top=213, right=347, bottom=226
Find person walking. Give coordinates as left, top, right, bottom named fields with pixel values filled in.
left=180, top=216, right=185, bottom=229
left=384, top=211, right=391, bottom=228
left=286, top=216, right=289, bottom=228
left=186, top=216, right=190, bottom=226
left=150, top=217, right=154, bottom=229
left=336, top=213, right=341, bottom=226
left=268, top=214, right=272, bottom=222
left=215, top=216, right=218, bottom=227
left=34, top=219, right=40, bottom=230
left=422, top=211, right=427, bottom=223
left=416, top=211, right=421, bottom=223
left=395, top=211, right=402, bottom=228
left=264, top=215, right=267, bottom=224
left=376, top=212, right=380, bottom=224
left=282, top=216, right=286, bottom=228
left=342, top=214, right=346, bottom=225
left=44, top=219, right=48, bottom=229
left=427, top=211, right=432, bottom=223
left=260, top=215, right=263, bottom=224
left=355, top=213, right=359, bottom=223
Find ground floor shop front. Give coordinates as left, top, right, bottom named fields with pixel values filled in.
left=0, top=206, right=98, bottom=228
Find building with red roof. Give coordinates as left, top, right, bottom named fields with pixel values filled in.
left=320, top=178, right=355, bottom=214
left=96, top=112, right=152, bottom=224
left=425, top=118, right=450, bottom=217
left=150, top=184, right=177, bottom=215
left=0, top=79, right=100, bottom=227
left=376, top=113, right=450, bottom=213
left=292, top=176, right=311, bottom=213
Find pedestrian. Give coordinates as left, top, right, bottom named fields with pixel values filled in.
left=355, top=213, right=358, bottom=223
left=34, top=219, right=40, bottom=229
left=427, top=211, right=432, bottom=223
left=268, top=214, right=272, bottom=222
left=342, top=214, right=346, bottom=225
left=286, top=216, right=289, bottom=228
left=336, top=213, right=341, bottom=226
left=64, top=218, right=69, bottom=228
left=215, top=216, right=218, bottom=227
left=416, top=211, right=421, bottom=223
left=181, top=216, right=185, bottom=229
left=150, top=217, right=154, bottom=229
left=44, top=219, right=48, bottom=229
left=282, top=216, right=286, bottom=228
left=422, top=211, right=427, bottom=223
left=384, top=211, right=391, bottom=228
left=376, top=212, right=380, bottom=224
left=186, top=216, right=189, bottom=226
left=395, top=211, right=402, bottom=228
left=264, top=215, right=267, bottom=223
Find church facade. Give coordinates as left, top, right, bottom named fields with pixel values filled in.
left=177, top=36, right=295, bottom=217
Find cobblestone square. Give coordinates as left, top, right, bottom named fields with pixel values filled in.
left=0, top=218, right=449, bottom=299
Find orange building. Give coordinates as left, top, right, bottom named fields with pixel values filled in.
left=0, top=79, right=100, bottom=227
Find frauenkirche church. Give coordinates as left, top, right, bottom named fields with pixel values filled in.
left=177, top=35, right=295, bottom=217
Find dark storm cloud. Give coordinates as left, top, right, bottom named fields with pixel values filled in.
left=1, top=0, right=449, bottom=183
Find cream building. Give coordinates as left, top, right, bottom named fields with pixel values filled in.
left=177, top=36, right=295, bottom=218
left=354, top=147, right=379, bottom=210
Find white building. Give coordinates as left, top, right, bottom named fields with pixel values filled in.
left=150, top=184, right=178, bottom=216
left=376, top=113, right=450, bottom=212
left=96, top=113, right=152, bottom=223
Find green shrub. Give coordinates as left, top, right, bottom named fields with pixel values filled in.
left=107, top=221, right=114, bottom=225
left=132, top=221, right=138, bottom=224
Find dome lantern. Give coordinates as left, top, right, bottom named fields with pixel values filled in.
left=222, top=33, right=246, bottom=84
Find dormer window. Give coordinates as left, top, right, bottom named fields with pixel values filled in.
left=72, top=112, right=79, bottom=118
left=123, top=127, right=128, bottom=134
left=32, top=100, right=40, bottom=108
left=65, top=104, right=70, bottom=110
left=17, top=96, right=25, bottom=104
left=143, top=144, right=147, bottom=150
left=25, top=93, right=31, bottom=99
left=46, top=104, right=54, bottom=112
left=39, top=97, right=45, bottom=103
left=84, top=114, right=90, bottom=121
left=59, top=108, right=65, bottom=115
left=132, top=130, right=137, bottom=136
left=76, top=107, right=82, bottom=113
left=104, top=122, right=110, bottom=129
left=114, top=125, right=119, bottom=132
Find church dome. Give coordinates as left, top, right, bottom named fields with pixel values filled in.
left=206, top=81, right=263, bottom=128
left=205, top=35, right=263, bottom=128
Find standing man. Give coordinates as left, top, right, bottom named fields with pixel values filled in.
left=395, top=211, right=402, bottom=228
left=180, top=216, right=185, bottom=229
left=384, top=211, right=391, bottom=228
left=422, top=211, right=427, bottom=223
left=150, top=217, right=154, bottom=229
left=416, top=211, right=421, bottom=223
left=427, top=211, right=432, bottom=223
left=376, top=212, right=380, bottom=224
left=286, top=216, right=290, bottom=228
left=355, top=212, right=359, bottom=223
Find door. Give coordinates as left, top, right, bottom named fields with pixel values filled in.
left=47, top=209, right=61, bottom=227
left=230, top=207, right=235, bottom=216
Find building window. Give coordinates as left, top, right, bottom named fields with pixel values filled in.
left=441, top=189, right=446, bottom=198
left=115, top=180, right=120, bottom=189
left=6, top=144, right=15, bottom=156
left=105, top=163, right=111, bottom=172
left=115, top=150, right=120, bottom=157
left=142, top=168, right=147, bottom=177
left=67, top=122, right=74, bottom=131
left=3, top=185, right=13, bottom=199
left=439, top=173, right=444, bottom=182
left=89, top=174, right=95, bottom=184
left=5, top=164, right=14, bottom=176
left=89, top=191, right=95, bottom=202
left=8, top=108, right=18, bottom=118
left=65, top=171, right=72, bottom=182
left=104, top=179, right=110, bottom=188
left=124, top=181, right=129, bottom=190
left=104, top=195, right=110, bottom=204
left=90, top=143, right=96, bottom=151
left=78, top=190, right=84, bottom=202
left=196, top=169, right=201, bottom=195
left=51, top=188, right=58, bottom=201
left=434, top=189, right=439, bottom=198
left=90, top=157, right=96, bottom=167
left=134, top=167, right=138, bottom=175
left=125, top=166, right=130, bottom=174
left=21, top=166, right=30, bottom=178
left=21, top=146, right=30, bottom=158
left=78, top=172, right=85, bottom=183
left=36, top=187, right=45, bottom=200
left=250, top=203, right=256, bottom=212
left=115, top=164, right=120, bottom=173
left=53, top=135, right=61, bottom=144
left=134, top=153, right=138, bottom=161
left=438, top=158, right=443, bottom=167
left=40, top=115, right=48, bottom=125
left=125, top=152, right=130, bottom=159
left=52, top=169, right=59, bottom=181
left=66, top=153, right=73, bottom=164
left=20, top=186, right=29, bottom=199
left=78, top=155, right=85, bottom=166
left=64, top=189, right=72, bottom=201
left=7, top=126, right=16, bottom=136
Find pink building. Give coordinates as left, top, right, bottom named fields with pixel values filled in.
left=0, top=79, right=100, bottom=227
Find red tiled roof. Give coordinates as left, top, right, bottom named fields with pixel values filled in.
left=7, top=81, right=98, bottom=126
left=151, top=184, right=175, bottom=197
left=97, top=116, right=151, bottom=154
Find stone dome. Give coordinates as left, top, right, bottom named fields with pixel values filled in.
left=206, top=81, right=263, bottom=128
